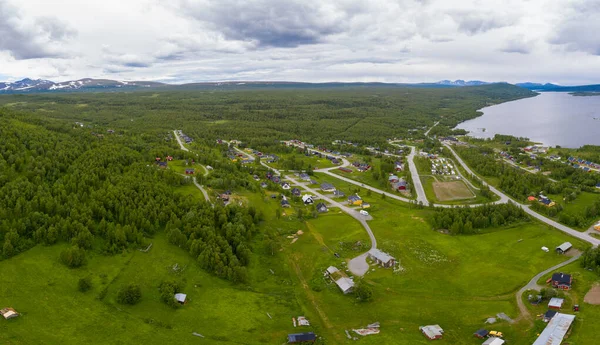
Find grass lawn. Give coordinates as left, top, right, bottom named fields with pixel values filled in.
left=0, top=232, right=306, bottom=345
left=0, top=180, right=596, bottom=345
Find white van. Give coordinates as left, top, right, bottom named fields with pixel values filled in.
left=359, top=210, right=369, bottom=216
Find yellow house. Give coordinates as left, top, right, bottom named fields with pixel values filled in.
left=595, top=222, right=600, bottom=231
left=348, top=194, right=363, bottom=206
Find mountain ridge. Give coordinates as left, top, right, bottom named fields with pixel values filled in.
left=1, top=78, right=600, bottom=94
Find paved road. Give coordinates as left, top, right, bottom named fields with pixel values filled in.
left=286, top=174, right=376, bottom=276
left=317, top=169, right=412, bottom=203
left=515, top=254, right=581, bottom=320
left=424, top=121, right=439, bottom=137
left=406, top=146, right=429, bottom=206
left=192, top=177, right=211, bottom=204
left=173, top=130, right=189, bottom=152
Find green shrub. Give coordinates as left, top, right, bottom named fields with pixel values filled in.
left=117, top=283, right=142, bottom=305
left=78, top=276, right=93, bottom=292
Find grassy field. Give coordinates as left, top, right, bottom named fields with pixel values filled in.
left=432, top=180, right=475, bottom=201
left=0, top=175, right=596, bottom=345
left=0, top=233, right=305, bottom=345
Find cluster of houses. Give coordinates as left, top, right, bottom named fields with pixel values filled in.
left=419, top=151, right=438, bottom=159
left=387, top=174, right=408, bottom=192
left=568, top=156, right=600, bottom=173
left=522, top=145, right=548, bottom=154
left=227, top=149, right=254, bottom=164
left=155, top=155, right=173, bottom=169
left=177, top=130, right=193, bottom=144
left=352, top=161, right=371, bottom=172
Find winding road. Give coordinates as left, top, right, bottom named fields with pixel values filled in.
left=285, top=174, right=376, bottom=276
left=173, top=130, right=211, bottom=203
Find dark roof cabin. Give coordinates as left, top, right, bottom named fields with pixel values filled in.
left=288, top=332, right=316, bottom=344
left=474, top=329, right=489, bottom=339
left=316, top=203, right=328, bottom=213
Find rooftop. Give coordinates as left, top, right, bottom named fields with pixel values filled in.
left=548, top=297, right=564, bottom=308
left=369, top=248, right=395, bottom=263
left=532, top=313, right=575, bottom=345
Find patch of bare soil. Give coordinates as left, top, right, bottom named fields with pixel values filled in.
left=584, top=284, right=600, bottom=305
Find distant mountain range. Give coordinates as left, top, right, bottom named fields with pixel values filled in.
left=515, top=82, right=600, bottom=92
left=0, top=78, right=165, bottom=93
left=1, top=78, right=599, bottom=94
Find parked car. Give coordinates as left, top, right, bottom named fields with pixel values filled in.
left=488, top=331, right=503, bottom=338
left=359, top=210, right=369, bottom=216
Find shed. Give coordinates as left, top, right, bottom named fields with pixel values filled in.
left=287, top=332, right=316, bottom=343
left=185, top=168, right=195, bottom=175
left=548, top=297, right=564, bottom=310
left=174, top=293, right=187, bottom=304
left=0, top=308, right=19, bottom=319
left=543, top=309, right=557, bottom=322
left=482, top=337, right=505, bottom=345
left=419, top=325, right=443, bottom=340
left=555, top=242, right=572, bottom=254
left=473, top=329, right=489, bottom=338
left=334, top=277, right=354, bottom=294
left=326, top=266, right=339, bottom=275
left=532, top=313, right=575, bottom=345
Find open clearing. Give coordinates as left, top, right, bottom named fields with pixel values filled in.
left=433, top=180, right=475, bottom=201
left=584, top=284, right=600, bottom=304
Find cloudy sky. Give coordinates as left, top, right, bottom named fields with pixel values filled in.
left=1, top=0, right=599, bottom=84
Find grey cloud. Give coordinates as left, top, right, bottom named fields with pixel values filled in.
left=500, top=38, right=532, bottom=54
left=0, top=1, right=75, bottom=59
left=449, top=10, right=515, bottom=35
left=176, top=0, right=364, bottom=48
left=550, top=0, right=600, bottom=55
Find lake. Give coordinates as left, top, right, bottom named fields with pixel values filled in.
left=455, top=92, right=600, bottom=148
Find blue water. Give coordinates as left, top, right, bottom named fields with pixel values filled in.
left=456, top=92, right=600, bottom=148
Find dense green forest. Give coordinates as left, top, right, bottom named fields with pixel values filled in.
left=0, top=85, right=534, bottom=281
left=0, top=84, right=534, bottom=153
left=0, top=109, right=258, bottom=282
left=430, top=203, right=529, bottom=234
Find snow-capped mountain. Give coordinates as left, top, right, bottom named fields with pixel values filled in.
left=0, top=78, right=166, bottom=93
left=436, top=80, right=490, bottom=86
